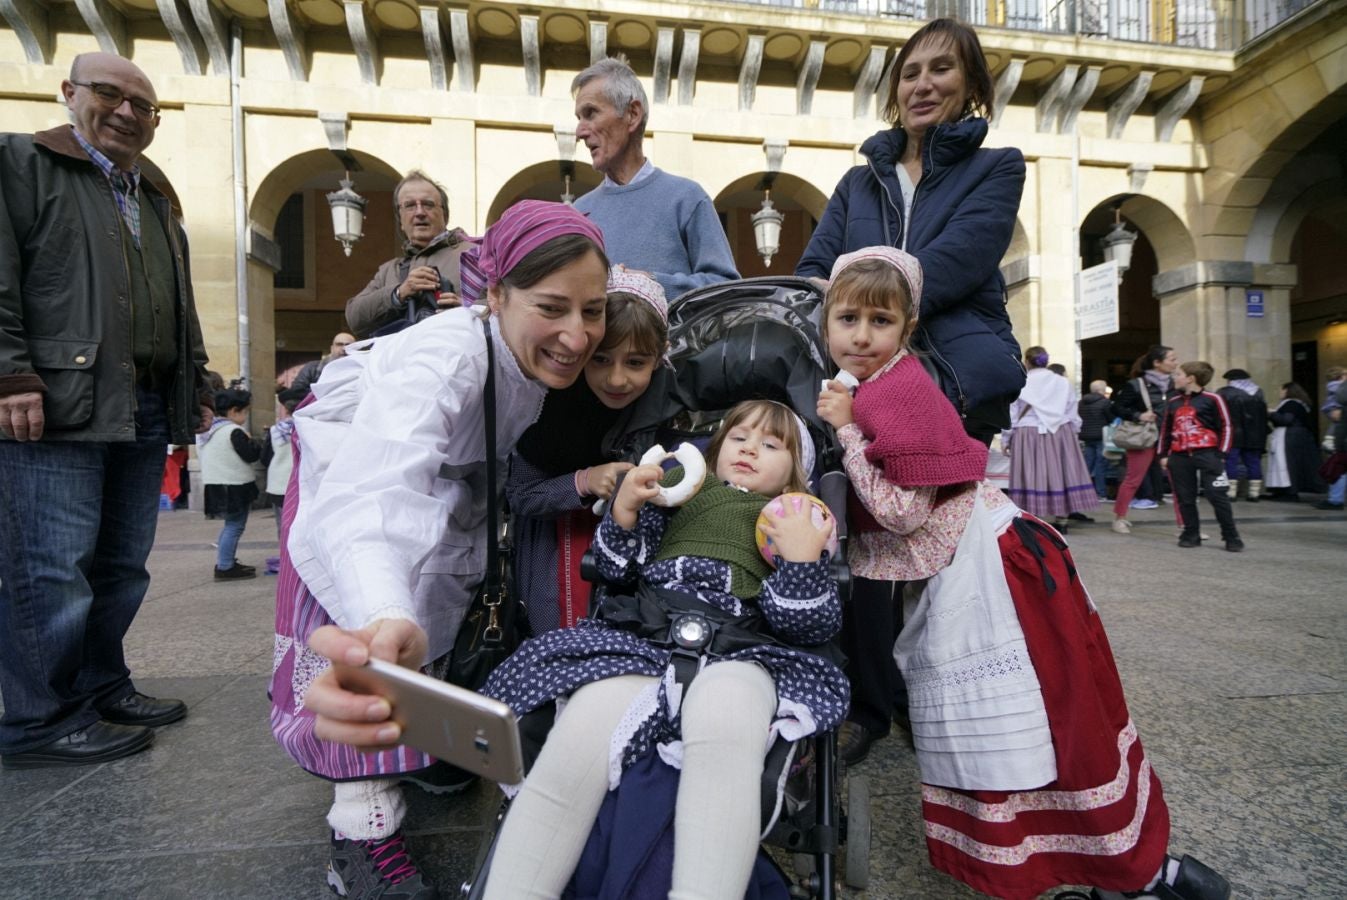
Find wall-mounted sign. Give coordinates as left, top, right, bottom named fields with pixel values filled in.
left=1246, top=289, right=1264, bottom=318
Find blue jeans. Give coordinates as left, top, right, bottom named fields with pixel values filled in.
left=216, top=506, right=250, bottom=570
left=1081, top=439, right=1108, bottom=498
left=0, top=388, right=169, bottom=753
left=1330, top=475, right=1346, bottom=505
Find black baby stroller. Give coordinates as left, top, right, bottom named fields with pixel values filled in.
left=460, top=276, right=871, bottom=899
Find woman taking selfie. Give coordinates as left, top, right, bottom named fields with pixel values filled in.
left=269, top=200, right=608, bottom=899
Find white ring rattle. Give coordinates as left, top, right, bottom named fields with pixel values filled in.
left=639, top=442, right=706, bottom=507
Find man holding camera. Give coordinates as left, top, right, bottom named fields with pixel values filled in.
left=345, top=170, right=473, bottom=338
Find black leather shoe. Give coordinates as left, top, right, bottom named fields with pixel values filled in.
left=97, top=691, right=188, bottom=727
left=1, top=721, right=153, bottom=769
left=838, top=721, right=879, bottom=766
left=215, top=561, right=256, bottom=580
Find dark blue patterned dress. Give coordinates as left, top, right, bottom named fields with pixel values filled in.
left=484, top=483, right=850, bottom=781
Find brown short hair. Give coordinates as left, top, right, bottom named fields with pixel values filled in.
left=601, top=292, right=666, bottom=357
left=823, top=259, right=918, bottom=346
left=703, top=400, right=810, bottom=495
left=882, top=18, right=995, bottom=125
left=1180, top=361, right=1214, bottom=387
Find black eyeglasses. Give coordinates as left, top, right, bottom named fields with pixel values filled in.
left=398, top=199, right=440, bottom=213
left=71, top=81, right=160, bottom=120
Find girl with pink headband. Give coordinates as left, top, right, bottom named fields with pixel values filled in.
left=509, top=266, right=671, bottom=634
left=270, top=199, right=608, bottom=898
left=818, top=247, right=1229, bottom=900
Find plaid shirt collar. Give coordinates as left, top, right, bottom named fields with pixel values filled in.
left=71, top=126, right=141, bottom=189
left=71, top=127, right=143, bottom=247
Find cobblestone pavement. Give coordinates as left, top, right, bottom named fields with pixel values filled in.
left=2, top=501, right=1344, bottom=898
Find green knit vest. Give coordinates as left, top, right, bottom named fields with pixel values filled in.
left=652, top=469, right=772, bottom=599
left=122, top=198, right=178, bottom=379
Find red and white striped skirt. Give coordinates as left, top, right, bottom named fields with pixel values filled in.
left=919, top=520, right=1169, bottom=899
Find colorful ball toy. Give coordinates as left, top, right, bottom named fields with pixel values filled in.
left=755, top=493, right=840, bottom=566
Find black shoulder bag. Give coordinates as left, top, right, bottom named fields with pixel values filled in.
left=445, top=317, right=523, bottom=690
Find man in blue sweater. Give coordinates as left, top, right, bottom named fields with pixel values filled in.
left=572, top=56, right=738, bottom=301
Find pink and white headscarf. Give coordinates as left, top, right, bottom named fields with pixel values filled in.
left=828, top=246, right=925, bottom=324
left=606, top=266, right=671, bottom=368
left=606, top=266, right=668, bottom=324
left=459, top=200, right=606, bottom=305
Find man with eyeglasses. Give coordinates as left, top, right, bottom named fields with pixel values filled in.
left=345, top=170, right=474, bottom=337
left=0, top=52, right=214, bottom=768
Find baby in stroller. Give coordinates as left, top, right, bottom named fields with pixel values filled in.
left=479, top=399, right=849, bottom=899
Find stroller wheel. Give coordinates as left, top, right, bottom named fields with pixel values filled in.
left=843, top=775, right=871, bottom=890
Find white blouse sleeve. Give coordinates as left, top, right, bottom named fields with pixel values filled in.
left=303, top=328, right=488, bottom=630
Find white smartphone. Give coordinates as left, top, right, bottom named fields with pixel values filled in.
left=335, top=657, right=525, bottom=786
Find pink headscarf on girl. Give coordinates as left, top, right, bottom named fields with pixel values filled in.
left=459, top=200, right=606, bottom=305
left=828, top=246, right=924, bottom=325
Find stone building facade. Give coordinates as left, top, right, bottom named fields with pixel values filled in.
left=3, top=0, right=1345, bottom=423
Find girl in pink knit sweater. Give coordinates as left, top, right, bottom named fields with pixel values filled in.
left=816, top=246, right=1229, bottom=900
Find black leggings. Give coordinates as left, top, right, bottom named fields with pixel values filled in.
left=840, top=576, right=907, bottom=735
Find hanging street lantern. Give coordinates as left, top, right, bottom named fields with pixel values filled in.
left=751, top=189, right=784, bottom=268
left=1099, top=203, right=1137, bottom=283
left=559, top=159, right=576, bottom=206
left=326, top=173, right=368, bottom=257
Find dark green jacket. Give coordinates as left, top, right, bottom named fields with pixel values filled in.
left=0, top=126, right=211, bottom=443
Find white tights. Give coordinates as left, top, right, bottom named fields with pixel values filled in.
left=327, top=778, right=406, bottom=841
left=483, top=662, right=778, bottom=900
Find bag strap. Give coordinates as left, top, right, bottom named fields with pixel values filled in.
left=1137, top=378, right=1153, bottom=415
left=480, top=317, right=506, bottom=642
left=479, top=319, right=509, bottom=644
left=483, top=317, right=498, bottom=586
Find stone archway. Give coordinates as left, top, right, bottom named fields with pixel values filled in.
left=248, top=149, right=402, bottom=394
left=1204, top=86, right=1347, bottom=389
left=1076, top=194, right=1195, bottom=389
left=1202, top=19, right=1347, bottom=255
left=712, top=172, right=829, bottom=277
left=485, top=160, right=603, bottom=225
left=1243, top=117, right=1347, bottom=399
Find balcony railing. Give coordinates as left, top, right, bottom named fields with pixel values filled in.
left=716, top=0, right=1323, bottom=49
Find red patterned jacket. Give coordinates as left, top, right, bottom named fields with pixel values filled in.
left=1159, top=390, right=1232, bottom=456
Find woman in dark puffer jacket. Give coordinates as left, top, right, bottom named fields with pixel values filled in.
left=796, top=17, right=1027, bottom=768
left=796, top=17, right=1026, bottom=445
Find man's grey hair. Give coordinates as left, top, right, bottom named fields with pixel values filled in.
left=571, top=54, right=649, bottom=132
left=393, top=169, right=449, bottom=213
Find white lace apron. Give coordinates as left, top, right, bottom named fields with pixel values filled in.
left=894, top=492, right=1057, bottom=791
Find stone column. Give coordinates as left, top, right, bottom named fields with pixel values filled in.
left=1153, top=260, right=1297, bottom=390
left=1003, top=256, right=1041, bottom=347
left=175, top=101, right=247, bottom=384
left=1032, top=154, right=1078, bottom=355
left=431, top=117, right=478, bottom=231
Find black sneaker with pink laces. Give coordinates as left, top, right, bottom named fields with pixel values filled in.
left=327, top=830, right=439, bottom=899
